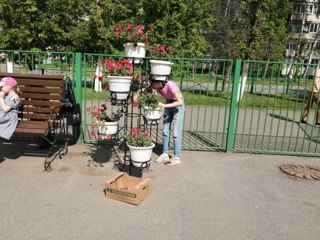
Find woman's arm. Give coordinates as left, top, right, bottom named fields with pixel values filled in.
left=159, top=91, right=183, bottom=108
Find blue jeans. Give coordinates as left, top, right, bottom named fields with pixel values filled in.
left=162, top=101, right=185, bottom=157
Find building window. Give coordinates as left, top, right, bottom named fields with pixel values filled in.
left=293, top=3, right=316, bottom=14
left=286, top=43, right=298, bottom=50
left=290, top=24, right=302, bottom=33
left=305, top=23, right=319, bottom=33
left=306, top=4, right=314, bottom=14
left=293, top=4, right=304, bottom=13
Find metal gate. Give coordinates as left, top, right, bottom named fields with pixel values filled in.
left=232, top=60, right=320, bottom=156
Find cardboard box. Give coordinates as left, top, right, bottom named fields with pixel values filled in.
left=105, top=172, right=151, bottom=205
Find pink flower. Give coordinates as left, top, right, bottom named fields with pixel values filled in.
left=90, top=132, right=95, bottom=137
left=114, top=23, right=152, bottom=45
left=115, top=25, right=121, bottom=36
left=136, top=25, right=143, bottom=33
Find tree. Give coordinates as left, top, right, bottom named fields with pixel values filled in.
left=207, top=0, right=292, bottom=91
left=208, top=0, right=291, bottom=61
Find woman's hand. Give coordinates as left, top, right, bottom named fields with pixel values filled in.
left=0, top=91, right=4, bottom=98
left=158, top=102, right=165, bottom=108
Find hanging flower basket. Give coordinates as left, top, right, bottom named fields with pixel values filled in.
left=149, top=60, right=174, bottom=80
left=97, top=120, right=119, bottom=135
left=124, top=42, right=147, bottom=64
left=143, top=107, right=162, bottom=123
left=127, top=143, right=155, bottom=167
left=107, top=76, right=132, bottom=100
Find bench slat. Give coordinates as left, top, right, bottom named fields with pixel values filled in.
left=20, top=87, right=62, bottom=94
left=21, top=93, right=62, bottom=100
left=0, top=73, right=64, bottom=80
left=17, top=121, right=48, bottom=128
left=21, top=100, right=64, bottom=107
left=14, top=128, right=48, bottom=136
left=21, top=107, right=54, bottom=113
left=19, top=113, right=56, bottom=120
left=17, top=79, right=64, bottom=87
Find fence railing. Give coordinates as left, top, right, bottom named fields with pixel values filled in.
left=1, top=50, right=319, bottom=156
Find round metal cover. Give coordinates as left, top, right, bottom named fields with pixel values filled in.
left=279, top=164, right=320, bottom=181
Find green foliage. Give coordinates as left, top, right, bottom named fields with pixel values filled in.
left=124, top=128, right=153, bottom=147
left=0, top=0, right=294, bottom=62
left=207, top=0, right=292, bottom=61
left=135, top=92, right=160, bottom=109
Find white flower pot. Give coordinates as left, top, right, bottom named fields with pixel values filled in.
left=143, top=107, right=162, bottom=123
left=127, top=143, right=155, bottom=167
left=124, top=43, right=146, bottom=64
left=107, top=76, right=132, bottom=100
left=150, top=60, right=174, bottom=80
left=97, top=120, right=119, bottom=135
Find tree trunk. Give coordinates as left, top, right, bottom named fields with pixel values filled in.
left=222, top=63, right=230, bottom=92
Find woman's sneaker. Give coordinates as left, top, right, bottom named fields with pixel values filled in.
left=164, top=156, right=181, bottom=166
left=155, top=153, right=169, bottom=163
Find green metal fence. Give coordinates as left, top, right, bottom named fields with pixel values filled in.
left=233, top=60, right=320, bottom=156
left=1, top=50, right=319, bottom=156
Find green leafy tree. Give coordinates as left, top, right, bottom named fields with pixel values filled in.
left=139, top=0, right=214, bottom=58
left=207, top=0, right=291, bottom=91
left=208, top=0, right=291, bottom=61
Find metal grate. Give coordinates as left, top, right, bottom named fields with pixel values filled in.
left=279, top=164, right=320, bottom=181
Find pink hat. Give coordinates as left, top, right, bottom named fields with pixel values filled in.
left=0, top=77, right=17, bottom=87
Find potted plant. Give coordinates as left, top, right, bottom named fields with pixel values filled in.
left=87, top=104, right=122, bottom=138
left=100, top=58, right=140, bottom=100
left=148, top=44, right=174, bottom=79
left=124, top=128, right=155, bottom=167
left=115, top=23, right=153, bottom=63
left=135, top=92, right=163, bottom=123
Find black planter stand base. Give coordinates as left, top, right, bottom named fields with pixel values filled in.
left=114, top=156, right=151, bottom=178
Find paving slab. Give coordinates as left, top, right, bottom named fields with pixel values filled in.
left=0, top=142, right=320, bottom=240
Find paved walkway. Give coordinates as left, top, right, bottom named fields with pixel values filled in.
left=0, top=142, right=320, bottom=240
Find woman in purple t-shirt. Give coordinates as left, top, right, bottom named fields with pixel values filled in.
left=140, top=78, right=185, bottom=165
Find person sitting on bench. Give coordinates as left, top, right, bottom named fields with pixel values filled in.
left=0, top=77, right=20, bottom=140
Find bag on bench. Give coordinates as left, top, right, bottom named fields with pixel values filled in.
left=65, top=78, right=81, bottom=126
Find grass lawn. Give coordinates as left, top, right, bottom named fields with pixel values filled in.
left=81, top=88, right=307, bottom=110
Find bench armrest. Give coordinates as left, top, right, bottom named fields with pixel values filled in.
left=50, top=103, right=66, bottom=113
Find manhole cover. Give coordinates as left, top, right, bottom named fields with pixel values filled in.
left=279, top=164, right=320, bottom=181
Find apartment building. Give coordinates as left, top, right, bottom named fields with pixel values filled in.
left=287, top=0, right=320, bottom=65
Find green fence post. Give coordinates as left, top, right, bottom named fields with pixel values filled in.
left=74, top=52, right=83, bottom=143
left=226, top=59, right=242, bottom=152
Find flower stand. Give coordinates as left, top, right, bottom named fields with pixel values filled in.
left=124, top=43, right=146, bottom=64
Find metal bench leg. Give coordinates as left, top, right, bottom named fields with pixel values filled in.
left=44, top=137, right=57, bottom=171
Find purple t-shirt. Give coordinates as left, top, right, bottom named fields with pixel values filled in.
left=157, top=81, right=181, bottom=100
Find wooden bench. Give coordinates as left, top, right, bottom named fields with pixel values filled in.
left=0, top=73, right=68, bottom=170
